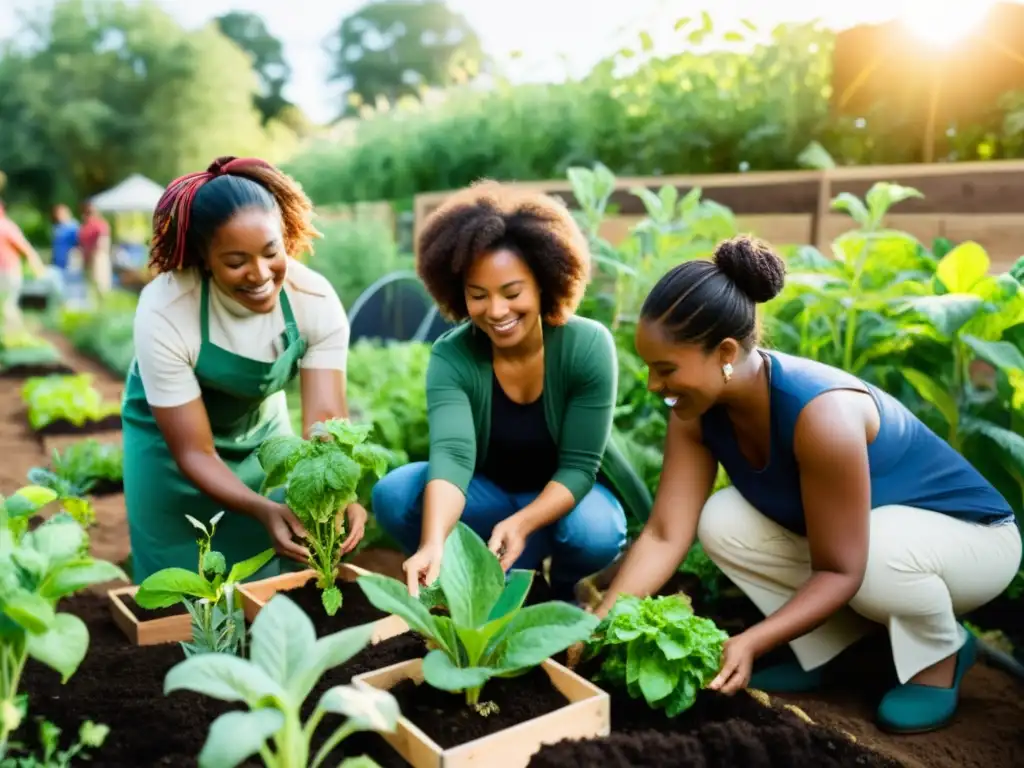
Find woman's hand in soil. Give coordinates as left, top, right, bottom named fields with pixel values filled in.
left=709, top=632, right=759, bottom=695
left=487, top=517, right=526, bottom=571
left=403, top=542, right=444, bottom=597
left=339, top=502, right=368, bottom=555
left=259, top=502, right=310, bottom=564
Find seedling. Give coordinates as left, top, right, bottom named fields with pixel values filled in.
left=258, top=419, right=392, bottom=616
left=135, top=512, right=273, bottom=657
left=358, top=522, right=599, bottom=710
left=583, top=593, right=728, bottom=716
left=164, top=593, right=399, bottom=768
left=0, top=485, right=126, bottom=757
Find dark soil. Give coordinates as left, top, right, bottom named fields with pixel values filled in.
left=0, top=363, right=76, bottom=379
left=965, top=594, right=1024, bottom=662
left=125, top=596, right=186, bottom=622
left=88, top=478, right=124, bottom=497
left=17, top=593, right=424, bottom=768
left=279, top=577, right=388, bottom=635
left=35, top=414, right=123, bottom=436
left=390, top=666, right=569, bottom=749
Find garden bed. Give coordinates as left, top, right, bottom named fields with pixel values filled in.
left=34, top=413, right=122, bottom=436
left=0, top=362, right=76, bottom=379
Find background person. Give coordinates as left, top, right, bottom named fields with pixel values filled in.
left=0, top=198, right=46, bottom=330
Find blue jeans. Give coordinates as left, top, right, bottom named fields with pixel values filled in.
left=372, top=461, right=627, bottom=600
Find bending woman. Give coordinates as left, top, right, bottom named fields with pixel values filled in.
left=124, top=156, right=366, bottom=583
left=596, top=235, right=1021, bottom=733
left=372, top=182, right=651, bottom=601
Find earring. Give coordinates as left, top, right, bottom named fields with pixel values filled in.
left=722, top=363, right=734, bottom=383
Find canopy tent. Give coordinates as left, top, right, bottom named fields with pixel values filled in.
left=88, top=173, right=165, bottom=213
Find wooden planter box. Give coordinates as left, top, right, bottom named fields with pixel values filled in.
left=352, top=658, right=610, bottom=768
left=108, top=585, right=192, bottom=646
left=236, top=563, right=409, bottom=642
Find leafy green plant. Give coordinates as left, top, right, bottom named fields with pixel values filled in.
left=163, top=593, right=399, bottom=768
left=20, top=375, right=120, bottom=432
left=27, top=440, right=123, bottom=498
left=0, top=718, right=108, bottom=767
left=357, top=522, right=599, bottom=710
left=135, top=512, right=273, bottom=658
left=0, top=332, right=62, bottom=372
left=582, top=594, right=728, bottom=716
left=0, top=485, right=126, bottom=757
left=258, top=419, right=392, bottom=616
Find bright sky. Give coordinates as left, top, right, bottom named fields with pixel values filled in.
left=0, top=0, right=1011, bottom=123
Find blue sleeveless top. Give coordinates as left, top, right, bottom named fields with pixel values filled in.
left=700, top=350, right=1015, bottom=535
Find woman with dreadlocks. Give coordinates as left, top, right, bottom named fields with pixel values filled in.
left=122, top=156, right=365, bottom=582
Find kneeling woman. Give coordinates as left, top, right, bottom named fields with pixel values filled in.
left=124, top=156, right=366, bottom=583
left=596, top=235, right=1021, bottom=733
left=372, top=182, right=651, bottom=600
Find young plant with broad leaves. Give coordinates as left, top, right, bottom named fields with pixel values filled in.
left=258, top=419, right=392, bottom=616
left=135, top=512, right=273, bottom=658
left=357, top=522, right=599, bottom=711
left=0, top=486, right=126, bottom=758
left=583, top=593, right=728, bottom=716
left=163, top=593, right=399, bottom=768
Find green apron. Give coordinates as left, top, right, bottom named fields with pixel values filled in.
left=122, top=276, right=307, bottom=584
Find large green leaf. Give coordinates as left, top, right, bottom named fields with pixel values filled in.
left=136, top=568, right=216, bottom=609
left=291, top=622, right=375, bottom=703
left=356, top=573, right=438, bottom=641
left=318, top=683, right=400, bottom=733
left=830, top=192, right=869, bottom=227
left=198, top=709, right=284, bottom=768
left=25, top=612, right=88, bottom=682
left=638, top=649, right=679, bottom=703
left=29, top=519, right=85, bottom=563
left=226, top=548, right=275, bottom=585
left=936, top=242, right=990, bottom=293
left=962, top=335, right=1024, bottom=373
left=489, top=602, right=599, bottom=670
left=440, top=523, right=505, bottom=628
left=865, top=182, right=923, bottom=226
left=257, top=435, right=305, bottom=492
left=901, top=369, right=958, bottom=434
left=40, top=559, right=127, bottom=600
left=486, top=570, right=534, bottom=623
left=1, top=588, right=55, bottom=633
left=901, top=294, right=985, bottom=337
left=421, top=649, right=492, bottom=692
left=963, top=418, right=1024, bottom=472
left=164, top=653, right=285, bottom=705
left=250, top=594, right=316, bottom=692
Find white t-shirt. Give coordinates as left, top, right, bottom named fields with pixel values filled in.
left=133, top=259, right=349, bottom=408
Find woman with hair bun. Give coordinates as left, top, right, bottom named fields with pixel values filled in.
left=123, top=156, right=365, bottom=583
left=371, top=181, right=651, bottom=602
left=594, top=234, right=1020, bottom=733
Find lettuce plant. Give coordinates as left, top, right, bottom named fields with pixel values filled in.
left=258, top=419, right=392, bottom=616
left=164, top=593, right=399, bottom=768
left=0, top=486, right=126, bottom=757
left=20, top=374, right=120, bottom=431
left=358, top=522, right=599, bottom=710
left=583, top=593, right=728, bottom=717
left=28, top=440, right=123, bottom=499
left=135, top=512, right=273, bottom=657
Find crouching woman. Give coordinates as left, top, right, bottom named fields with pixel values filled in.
left=372, top=181, right=651, bottom=601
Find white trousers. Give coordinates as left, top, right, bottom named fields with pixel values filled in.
left=698, top=487, right=1022, bottom=684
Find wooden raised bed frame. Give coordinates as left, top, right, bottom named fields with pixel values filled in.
left=108, top=585, right=192, bottom=646
left=353, top=657, right=611, bottom=768
left=236, top=563, right=409, bottom=642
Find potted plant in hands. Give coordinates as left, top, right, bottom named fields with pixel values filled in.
left=353, top=522, right=610, bottom=768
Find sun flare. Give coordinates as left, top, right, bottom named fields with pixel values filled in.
left=897, top=1, right=997, bottom=46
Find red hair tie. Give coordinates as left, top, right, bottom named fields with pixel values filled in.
left=153, top=156, right=275, bottom=269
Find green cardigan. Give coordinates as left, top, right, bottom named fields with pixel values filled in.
left=425, top=316, right=653, bottom=525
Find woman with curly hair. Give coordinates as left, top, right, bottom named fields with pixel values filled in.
left=372, top=181, right=651, bottom=601
left=594, top=235, right=1020, bottom=733
left=122, top=156, right=366, bottom=582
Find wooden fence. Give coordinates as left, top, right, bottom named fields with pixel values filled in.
left=412, top=160, right=1024, bottom=272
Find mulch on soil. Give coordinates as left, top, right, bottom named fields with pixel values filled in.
left=35, top=413, right=123, bottom=436
left=0, top=363, right=76, bottom=379
left=266, top=577, right=389, bottom=634
left=123, top=595, right=187, bottom=622
left=389, top=666, right=570, bottom=749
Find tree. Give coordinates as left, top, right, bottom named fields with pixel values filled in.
left=0, top=0, right=296, bottom=205
left=325, top=0, right=484, bottom=116
left=214, top=11, right=294, bottom=125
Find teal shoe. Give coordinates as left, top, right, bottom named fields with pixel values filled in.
left=749, top=660, right=826, bottom=693
left=876, top=630, right=977, bottom=734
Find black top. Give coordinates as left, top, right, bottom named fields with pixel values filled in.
left=479, top=374, right=560, bottom=493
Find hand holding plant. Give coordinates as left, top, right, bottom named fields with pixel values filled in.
left=358, top=522, right=599, bottom=711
